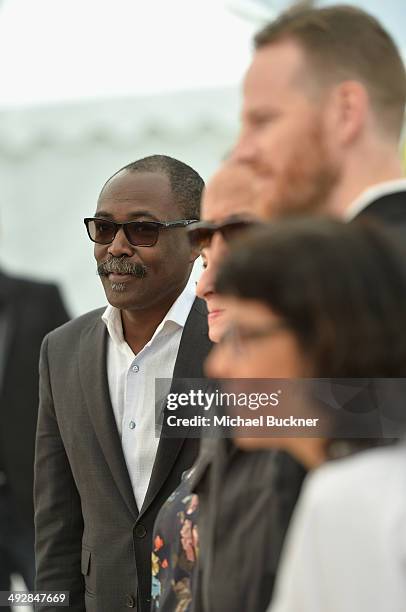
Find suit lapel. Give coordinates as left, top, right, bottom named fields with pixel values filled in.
left=78, top=315, right=138, bottom=518
left=139, top=297, right=212, bottom=516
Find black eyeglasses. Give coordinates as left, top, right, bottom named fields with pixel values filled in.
left=84, top=217, right=198, bottom=247
left=186, top=218, right=259, bottom=250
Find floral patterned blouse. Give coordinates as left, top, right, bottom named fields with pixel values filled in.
left=151, top=467, right=199, bottom=611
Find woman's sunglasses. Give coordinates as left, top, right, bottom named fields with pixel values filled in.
left=186, top=218, right=259, bottom=250
left=84, top=217, right=197, bottom=247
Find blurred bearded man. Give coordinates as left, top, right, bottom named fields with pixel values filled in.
left=233, top=4, right=406, bottom=228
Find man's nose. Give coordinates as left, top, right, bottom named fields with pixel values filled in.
left=231, top=130, right=257, bottom=164
left=196, top=267, right=215, bottom=301
left=107, top=227, right=134, bottom=258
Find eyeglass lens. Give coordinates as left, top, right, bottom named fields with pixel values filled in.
left=189, top=221, right=253, bottom=250
left=87, top=219, right=159, bottom=246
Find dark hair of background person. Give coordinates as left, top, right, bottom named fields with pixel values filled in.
left=101, top=154, right=205, bottom=220
left=215, top=218, right=406, bottom=378
left=254, top=4, right=406, bottom=139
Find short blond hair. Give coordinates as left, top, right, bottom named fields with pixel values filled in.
left=255, top=5, right=406, bottom=138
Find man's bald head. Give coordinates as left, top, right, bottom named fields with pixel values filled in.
left=202, top=162, right=262, bottom=222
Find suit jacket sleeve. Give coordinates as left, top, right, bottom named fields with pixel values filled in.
left=34, top=334, right=85, bottom=611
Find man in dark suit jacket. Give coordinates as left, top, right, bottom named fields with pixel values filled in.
left=0, top=272, right=68, bottom=599
left=34, top=155, right=212, bottom=612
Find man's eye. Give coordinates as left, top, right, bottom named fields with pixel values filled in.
left=132, top=224, right=149, bottom=233
left=95, top=222, right=112, bottom=233
left=254, top=116, right=271, bottom=127
left=250, top=113, right=278, bottom=128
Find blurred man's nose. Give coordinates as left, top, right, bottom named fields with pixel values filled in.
left=107, top=228, right=134, bottom=258
left=231, top=130, right=257, bottom=164
left=196, top=267, right=215, bottom=301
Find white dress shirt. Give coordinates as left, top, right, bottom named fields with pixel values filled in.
left=269, top=444, right=406, bottom=612
left=102, top=276, right=196, bottom=511
left=345, top=178, right=406, bottom=220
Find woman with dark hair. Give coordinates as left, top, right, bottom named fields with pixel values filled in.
left=206, top=217, right=406, bottom=612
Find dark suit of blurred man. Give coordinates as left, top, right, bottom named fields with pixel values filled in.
left=0, top=271, right=68, bottom=604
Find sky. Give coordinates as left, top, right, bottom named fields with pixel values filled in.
left=0, top=0, right=404, bottom=108
left=0, top=0, right=256, bottom=107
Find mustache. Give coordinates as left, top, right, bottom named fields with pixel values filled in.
left=97, top=256, right=147, bottom=278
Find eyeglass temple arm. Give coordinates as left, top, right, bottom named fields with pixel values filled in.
left=165, top=219, right=199, bottom=228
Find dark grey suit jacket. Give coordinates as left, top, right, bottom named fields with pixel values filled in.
left=34, top=297, right=212, bottom=612
left=0, top=271, right=68, bottom=527
left=190, top=440, right=305, bottom=612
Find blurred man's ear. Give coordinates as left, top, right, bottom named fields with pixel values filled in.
left=330, top=80, right=369, bottom=146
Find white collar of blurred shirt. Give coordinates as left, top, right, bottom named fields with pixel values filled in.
left=345, top=178, right=406, bottom=221
left=102, top=273, right=196, bottom=355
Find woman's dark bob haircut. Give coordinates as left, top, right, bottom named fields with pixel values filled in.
left=216, top=217, right=406, bottom=377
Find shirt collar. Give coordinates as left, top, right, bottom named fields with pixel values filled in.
left=345, top=178, right=406, bottom=221
left=101, top=273, right=196, bottom=350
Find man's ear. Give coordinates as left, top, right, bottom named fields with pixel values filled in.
left=331, top=80, right=369, bottom=146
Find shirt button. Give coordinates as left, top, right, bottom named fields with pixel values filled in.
left=135, top=524, right=147, bottom=538
left=132, top=364, right=139, bottom=373
left=125, top=594, right=136, bottom=608
left=129, top=420, right=136, bottom=430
